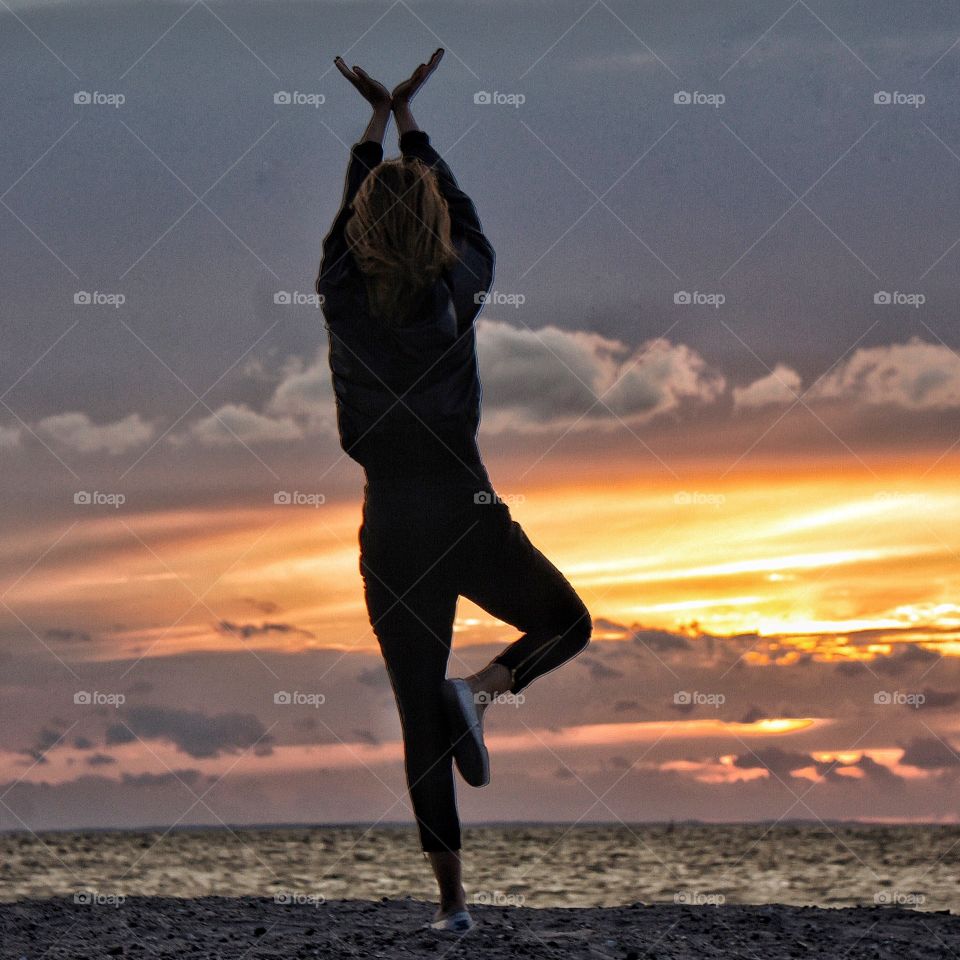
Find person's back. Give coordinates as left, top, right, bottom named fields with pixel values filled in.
left=317, top=126, right=495, bottom=482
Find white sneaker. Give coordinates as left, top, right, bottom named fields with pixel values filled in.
left=425, top=909, right=475, bottom=933
left=441, top=678, right=490, bottom=787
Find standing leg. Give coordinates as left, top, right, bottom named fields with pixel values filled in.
left=360, top=505, right=468, bottom=920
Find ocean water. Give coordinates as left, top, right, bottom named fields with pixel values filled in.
left=1, top=824, right=955, bottom=912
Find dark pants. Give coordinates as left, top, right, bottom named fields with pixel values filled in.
left=359, top=474, right=592, bottom=853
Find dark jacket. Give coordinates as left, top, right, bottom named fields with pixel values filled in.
left=316, top=130, right=496, bottom=482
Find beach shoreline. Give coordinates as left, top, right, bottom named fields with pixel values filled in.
left=1, top=895, right=957, bottom=959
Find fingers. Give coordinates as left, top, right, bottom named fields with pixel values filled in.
left=333, top=56, right=358, bottom=85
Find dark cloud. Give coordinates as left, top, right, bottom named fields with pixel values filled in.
left=239, top=598, right=280, bottom=615
left=120, top=770, right=205, bottom=789
left=872, top=644, right=942, bottom=677
left=918, top=688, right=960, bottom=710
left=899, top=737, right=960, bottom=769
left=86, top=753, right=117, bottom=767
left=356, top=667, right=390, bottom=688
left=106, top=706, right=274, bottom=759
left=44, top=628, right=92, bottom=643
left=594, top=618, right=629, bottom=634
left=577, top=654, right=624, bottom=681
left=216, top=621, right=313, bottom=640
left=740, top=706, right=767, bottom=724
left=733, top=747, right=815, bottom=780
left=632, top=628, right=692, bottom=653
left=835, top=660, right=869, bottom=677
left=18, top=727, right=68, bottom=765
left=73, top=736, right=94, bottom=750
left=354, top=729, right=380, bottom=746
left=854, top=755, right=902, bottom=786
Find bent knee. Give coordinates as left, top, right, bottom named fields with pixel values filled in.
left=561, top=604, right=592, bottom=655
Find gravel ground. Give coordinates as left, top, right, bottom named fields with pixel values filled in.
left=1, top=896, right=958, bottom=959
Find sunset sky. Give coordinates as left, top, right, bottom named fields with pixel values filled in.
left=2, top=0, right=960, bottom=832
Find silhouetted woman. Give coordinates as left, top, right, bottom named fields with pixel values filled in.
left=316, top=49, right=592, bottom=933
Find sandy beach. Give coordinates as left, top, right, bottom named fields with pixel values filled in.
left=1, top=895, right=957, bottom=959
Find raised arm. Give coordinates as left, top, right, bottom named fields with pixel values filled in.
left=390, top=53, right=495, bottom=324
left=316, top=59, right=392, bottom=298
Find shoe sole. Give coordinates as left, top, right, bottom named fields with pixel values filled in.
left=441, top=679, right=490, bottom=787
left=424, top=909, right=476, bottom=933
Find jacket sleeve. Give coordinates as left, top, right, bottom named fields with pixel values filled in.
left=399, top=129, right=496, bottom=330
left=315, top=139, right=384, bottom=299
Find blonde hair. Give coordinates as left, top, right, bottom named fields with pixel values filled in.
left=345, top=157, right=459, bottom=327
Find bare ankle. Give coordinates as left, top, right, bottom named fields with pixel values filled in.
left=466, top=663, right=511, bottom=700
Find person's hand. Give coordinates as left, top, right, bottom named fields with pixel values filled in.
left=391, top=48, right=444, bottom=106
left=333, top=57, right=392, bottom=111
